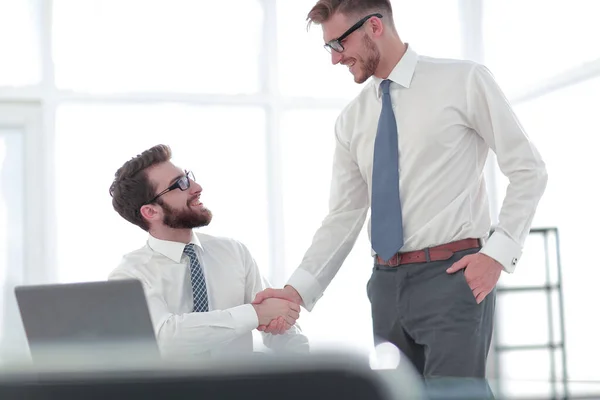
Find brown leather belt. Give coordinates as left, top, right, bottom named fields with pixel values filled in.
left=375, top=238, right=481, bottom=267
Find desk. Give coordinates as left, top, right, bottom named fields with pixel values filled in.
left=404, top=374, right=600, bottom=399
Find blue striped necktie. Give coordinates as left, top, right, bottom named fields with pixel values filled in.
left=183, top=243, right=209, bottom=312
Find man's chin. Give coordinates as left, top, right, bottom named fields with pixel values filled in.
left=200, top=214, right=212, bottom=226
left=188, top=216, right=211, bottom=229
left=197, top=209, right=213, bottom=226
left=352, top=70, right=369, bottom=84
left=190, top=204, right=210, bottom=215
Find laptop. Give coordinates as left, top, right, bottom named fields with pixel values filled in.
left=14, top=279, right=160, bottom=365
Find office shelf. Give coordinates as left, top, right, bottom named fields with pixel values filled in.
left=492, top=227, right=568, bottom=400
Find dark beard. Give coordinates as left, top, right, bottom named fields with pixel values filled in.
left=159, top=200, right=212, bottom=229
left=356, top=34, right=380, bottom=83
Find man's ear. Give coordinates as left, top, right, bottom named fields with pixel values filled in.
left=368, top=15, right=385, bottom=38
left=140, top=204, right=160, bottom=223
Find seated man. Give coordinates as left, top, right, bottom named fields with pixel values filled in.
left=107, top=144, right=308, bottom=359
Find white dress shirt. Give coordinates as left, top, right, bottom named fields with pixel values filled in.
left=108, top=232, right=309, bottom=359
left=288, top=45, right=548, bottom=311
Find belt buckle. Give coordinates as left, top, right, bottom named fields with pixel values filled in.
left=387, top=253, right=401, bottom=267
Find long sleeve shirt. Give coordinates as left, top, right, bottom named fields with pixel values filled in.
left=109, top=232, right=309, bottom=359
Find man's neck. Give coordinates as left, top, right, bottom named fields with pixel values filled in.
left=375, top=40, right=407, bottom=79
left=149, top=227, right=193, bottom=244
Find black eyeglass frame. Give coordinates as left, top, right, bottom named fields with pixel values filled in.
left=324, top=13, right=383, bottom=53
left=146, top=170, right=195, bottom=205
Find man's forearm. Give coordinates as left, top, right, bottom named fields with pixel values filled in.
left=156, top=305, right=258, bottom=355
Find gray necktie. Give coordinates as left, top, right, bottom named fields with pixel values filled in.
left=183, top=243, right=209, bottom=312
left=371, top=79, right=404, bottom=262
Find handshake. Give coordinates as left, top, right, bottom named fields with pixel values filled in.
left=251, top=286, right=303, bottom=335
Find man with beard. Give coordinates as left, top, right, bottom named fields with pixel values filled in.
left=254, top=0, right=547, bottom=379
left=108, top=144, right=308, bottom=360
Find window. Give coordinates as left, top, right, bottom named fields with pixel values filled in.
left=0, top=0, right=42, bottom=86
left=54, top=104, right=270, bottom=281
left=496, top=291, right=551, bottom=356
left=483, top=0, right=600, bottom=96
left=390, top=0, right=462, bottom=59
left=280, top=109, right=374, bottom=354
left=499, top=351, right=556, bottom=399
left=280, top=109, right=339, bottom=274
left=0, top=128, right=25, bottom=286
left=0, top=127, right=27, bottom=363
left=0, top=103, right=43, bottom=364
left=276, top=0, right=363, bottom=99
left=52, top=0, right=263, bottom=94
left=277, top=0, right=462, bottom=99
left=493, top=75, right=600, bottom=381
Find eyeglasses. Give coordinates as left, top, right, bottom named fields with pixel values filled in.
left=324, top=13, right=383, bottom=54
left=146, top=170, right=195, bottom=204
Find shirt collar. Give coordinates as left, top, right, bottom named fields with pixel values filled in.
left=147, top=232, right=204, bottom=263
left=373, top=43, right=418, bottom=98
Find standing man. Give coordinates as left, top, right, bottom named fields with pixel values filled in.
left=254, top=0, right=547, bottom=378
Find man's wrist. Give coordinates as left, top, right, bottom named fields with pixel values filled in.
left=480, top=230, right=522, bottom=273
left=480, top=253, right=503, bottom=271
left=251, top=304, right=264, bottom=326
left=283, top=285, right=302, bottom=304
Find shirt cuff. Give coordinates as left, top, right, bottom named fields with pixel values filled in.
left=286, top=268, right=324, bottom=312
left=480, top=230, right=522, bottom=273
left=228, top=304, right=259, bottom=333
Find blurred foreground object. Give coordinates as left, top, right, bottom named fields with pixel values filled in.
left=0, top=352, right=426, bottom=400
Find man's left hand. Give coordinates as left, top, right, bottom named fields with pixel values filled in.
left=446, top=253, right=503, bottom=304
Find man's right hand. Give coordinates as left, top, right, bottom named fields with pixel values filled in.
left=252, top=286, right=303, bottom=335
left=252, top=298, right=300, bottom=327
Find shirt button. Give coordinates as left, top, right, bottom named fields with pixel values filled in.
left=511, top=258, right=518, bottom=265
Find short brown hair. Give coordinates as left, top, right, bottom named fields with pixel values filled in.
left=109, top=144, right=172, bottom=231
left=307, top=0, right=393, bottom=27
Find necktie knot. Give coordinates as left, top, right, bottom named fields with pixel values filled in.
left=380, top=79, right=392, bottom=95
left=183, top=243, right=195, bottom=258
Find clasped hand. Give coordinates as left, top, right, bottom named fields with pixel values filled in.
left=252, top=286, right=302, bottom=334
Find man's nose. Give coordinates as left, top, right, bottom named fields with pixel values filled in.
left=191, top=180, right=202, bottom=192
left=331, top=51, right=343, bottom=65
